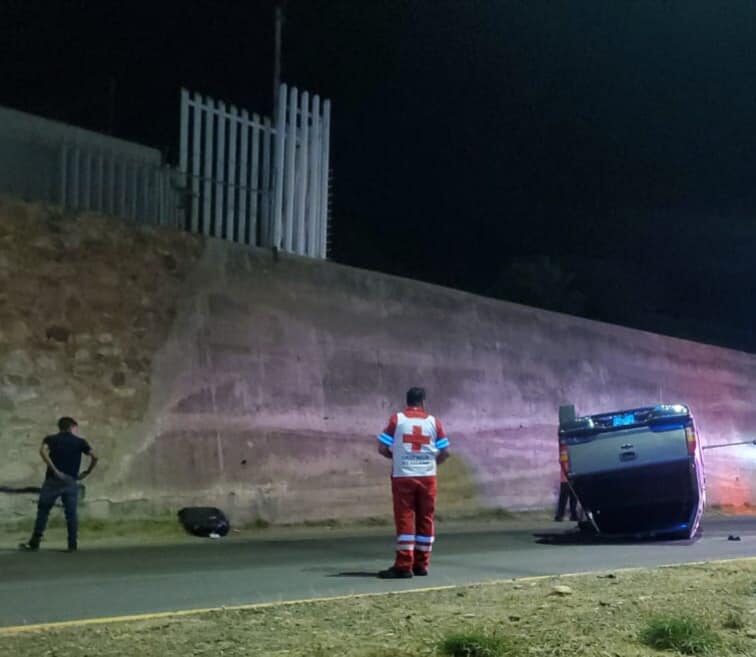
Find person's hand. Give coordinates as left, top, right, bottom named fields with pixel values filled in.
left=56, top=471, right=76, bottom=484
left=78, top=470, right=90, bottom=481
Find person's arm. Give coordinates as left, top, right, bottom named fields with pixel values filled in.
left=377, top=414, right=397, bottom=459
left=39, top=441, right=65, bottom=480
left=78, top=449, right=99, bottom=480
left=435, top=418, right=450, bottom=465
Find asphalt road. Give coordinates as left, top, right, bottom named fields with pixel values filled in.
left=2, top=516, right=756, bottom=628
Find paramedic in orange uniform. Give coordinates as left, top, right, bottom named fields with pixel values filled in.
left=376, top=387, right=450, bottom=578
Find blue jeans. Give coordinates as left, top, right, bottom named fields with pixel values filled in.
left=31, top=478, right=79, bottom=548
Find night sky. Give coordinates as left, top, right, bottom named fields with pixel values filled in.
left=2, top=1, right=755, bottom=351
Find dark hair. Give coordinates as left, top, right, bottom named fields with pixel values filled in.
left=406, top=387, right=426, bottom=407
left=58, top=417, right=78, bottom=432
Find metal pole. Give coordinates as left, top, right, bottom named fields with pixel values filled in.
left=108, top=77, right=117, bottom=135
left=283, top=86, right=298, bottom=251
left=272, top=84, right=287, bottom=249
left=294, top=91, right=309, bottom=254
left=179, top=88, right=189, bottom=176
left=703, top=440, right=756, bottom=450
left=319, top=99, right=331, bottom=258
left=561, top=462, right=600, bottom=534
left=273, top=2, right=284, bottom=113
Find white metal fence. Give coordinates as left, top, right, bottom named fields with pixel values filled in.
left=59, top=143, right=180, bottom=226
left=0, top=104, right=182, bottom=227
left=179, top=83, right=331, bottom=258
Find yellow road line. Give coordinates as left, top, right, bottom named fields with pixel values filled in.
left=2, top=556, right=754, bottom=636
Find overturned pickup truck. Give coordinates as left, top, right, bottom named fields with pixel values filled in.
left=559, top=404, right=705, bottom=539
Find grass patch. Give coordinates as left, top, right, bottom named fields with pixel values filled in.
left=440, top=633, right=516, bottom=657
left=82, top=516, right=182, bottom=537
left=2, top=507, right=549, bottom=543
left=639, top=616, right=721, bottom=655
left=302, top=518, right=342, bottom=528
left=436, top=507, right=518, bottom=523
left=1, top=514, right=185, bottom=544
left=722, top=609, right=746, bottom=630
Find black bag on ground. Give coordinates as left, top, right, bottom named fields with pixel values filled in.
left=177, top=507, right=230, bottom=537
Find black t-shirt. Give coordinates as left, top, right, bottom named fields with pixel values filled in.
left=43, top=432, right=92, bottom=480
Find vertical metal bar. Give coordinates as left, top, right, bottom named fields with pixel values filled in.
left=283, top=86, right=298, bottom=252
left=107, top=150, right=116, bottom=215
left=167, top=168, right=174, bottom=227
left=319, top=99, right=332, bottom=259
left=273, top=4, right=283, bottom=109
left=272, top=83, right=287, bottom=249
left=71, top=147, right=80, bottom=210
left=191, top=92, right=202, bottom=233
left=227, top=104, right=239, bottom=241
left=215, top=100, right=226, bottom=238
left=250, top=114, right=261, bottom=246
left=203, top=96, right=215, bottom=236
left=261, top=116, right=272, bottom=246
left=165, top=168, right=171, bottom=226
left=120, top=159, right=128, bottom=219
left=238, top=109, right=250, bottom=245
left=96, top=150, right=105, bottom=212
left=119, top=157, right=127, bottom=218
left=88, top=150, right=96, bottom=210
left=144, top=165, right=151, bottom=224
left=157, top=167, right=165, bottom=225
left=152, top=165, right=163, bottom=226
left=174, top=170, right=181, bottom=227
left=164, top=173, right=169, bottom=227
left=170, top=169, right=177, bottom=227
left=140, top=164, right=149, bottom=223
left=179, top=88, right=189, bottom=175
left=126, top=160, right=139, bottom=221
left=59, top=142, right=68, bottom=208
left=161, top=169, right=169, bottom=227
left=307, top=96, right=321, bottom=257
left=179, top=89, right=189, bottom=228
left=83, top=150, right=93, bottom=210
left=170, top=169, right=176, bottom=227
left=295, top=91, right=309, bottom=255
left=130, top=160, right=138, bottom=221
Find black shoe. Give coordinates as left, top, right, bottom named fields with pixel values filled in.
left=412, top=566, right=428, bottom=576
left=377, top=566, right=412, bottom=579
left=554, top=516, right=564, bottom=522
left=66, top=546, right=78, bottom=552
left=569, top=515, right=579, bottom=522
left=18, top=542, right=39, bottom=552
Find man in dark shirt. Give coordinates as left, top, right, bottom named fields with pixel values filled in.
left=19, top=417, right=98, bottom=552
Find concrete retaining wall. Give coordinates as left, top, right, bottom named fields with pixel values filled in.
left=1, top=198, right=755, bottom=524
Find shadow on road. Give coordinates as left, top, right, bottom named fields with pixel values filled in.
left=0, top=547, right=78, bottom=554
left=533, top=530, right=698, bottom=547
left=327, top=571, right=380, bottom=578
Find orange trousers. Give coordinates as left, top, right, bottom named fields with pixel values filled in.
left=391, top=476, right=437, bottom=571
